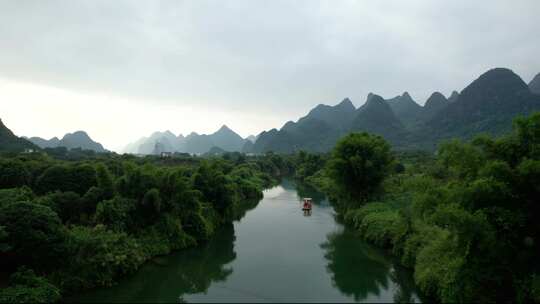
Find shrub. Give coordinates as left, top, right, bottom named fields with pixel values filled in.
left=94, top=196, right=135, bottom=232
left=53, top=225, right=145, bottom=291
left=0, top=201, right=67, bottom=271
left=0, top=267, right=61, bottom=303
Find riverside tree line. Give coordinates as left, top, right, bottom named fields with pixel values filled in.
left=2, top=113, right=540, bottom=303
left=0, top=152, right=291, bottom=302
left=297, top=112, right=540, bottom=303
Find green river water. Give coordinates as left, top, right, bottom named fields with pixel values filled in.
left=73, top=180, right=421, bottom=303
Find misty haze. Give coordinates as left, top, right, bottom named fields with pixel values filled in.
left=1, top=1, right=540, bottom=303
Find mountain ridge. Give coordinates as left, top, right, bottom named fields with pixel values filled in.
left=250, top=67, right=540, bottom=153
left=28, top=130, right=107, bottom=152
left=124, top=125, right=247, bottom=155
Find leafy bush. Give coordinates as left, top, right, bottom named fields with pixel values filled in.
left=94, top=196, right=135, bottom=232
left=0, top=159, right=31, bottom=189
left=0, top=201, right=67, bottom=271
left=345, top=203, right=400, bottom=247
left=0, top=186, right=34, bottom=208
left=0, top=267, right=61, bottom=303
left=53, top=225, right=146, bottom=291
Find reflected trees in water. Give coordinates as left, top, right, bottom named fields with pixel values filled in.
left=321, top=228, right=420, bottom=303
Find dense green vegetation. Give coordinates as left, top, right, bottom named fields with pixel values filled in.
left=4, top=106, right=540, bottom=302
left=298, top=112, right=540, bottom=302
left=0, top=151, right=290, bottom=302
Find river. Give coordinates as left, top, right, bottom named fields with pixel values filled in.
left=73, top=179, right=422, bottom=303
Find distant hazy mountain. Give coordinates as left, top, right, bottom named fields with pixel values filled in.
left=251, top=129, right=287, bottom=153
left=125, top=126, right=247, bottom=155
left=27, top=136, right=60, bottom=148
left=385, top=92, right=422, bottom=127
left=529, top=73, right=540, bottom=94
left=60, top=131, right=107, bottom=152
left=203, top=146, right=227, bottom=156
left=246, top=135, right=257, bottom=143
left=184, top=133, right=213, bottom=154
left=209, top=125, right=245, bottom=152
left=28, top=131, right=106, bottom=152
left=427, top=68, right=540, bottom=139
left=0, top=119, right=37, bottom=152
left=241, top=140, right=254, bottom=153
left=131, top=131, right=185, bottom=155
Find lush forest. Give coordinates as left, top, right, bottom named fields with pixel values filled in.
left=0, top=151, right=292, bottom=302
left=2, top=112, right=540, bottom=303
left=295, top=112, right=540, bottom=302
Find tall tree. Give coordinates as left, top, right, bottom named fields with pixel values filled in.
left=327, top=132, right=393, bottom=205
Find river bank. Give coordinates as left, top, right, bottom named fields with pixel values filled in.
left=72, top=179, right=422, bottom=303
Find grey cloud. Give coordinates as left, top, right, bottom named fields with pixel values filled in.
left=0, top=0, right=539, bottom=116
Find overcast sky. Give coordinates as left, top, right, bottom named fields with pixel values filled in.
left=0, top=0, right=539, bottom=152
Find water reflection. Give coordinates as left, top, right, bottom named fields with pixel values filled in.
left=73, top=180, right=422, bottom=303
left=321, top=227, right=421, bottom=303
left=321, top=229, right=390, bottom=301
left=74, top=224, right=237, bottom=303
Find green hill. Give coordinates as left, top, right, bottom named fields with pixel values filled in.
left=0, top=119, right=38, bottom=152
left=427, top=68, right=540, bottom=139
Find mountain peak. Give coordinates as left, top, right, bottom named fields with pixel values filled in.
left=428, top=67, right=540, bottom=135
left=217, top=125, right=233, bottom=133
left=400, top=92, right=417, bottom=104
left=529, top=72, right=540, bottom=94
left=209, top=124, right=245, bottom=152
left=351, top=93, right=405, bottom=142
left=281, top=120, right=296, bottom=131
left=163, top=130, right=175, bottom=137
left=460, top=67, right=529, bottom=103
left=448, top=90, right=460, bottom=103
left=336, top=98, right=355, bottom=111
left=56, top=130, right=106, bottom=152
left=361, top=94, right=388, bottom=112
left=475, top=68, right=528, bottom=90
left=64, top=130, right=90, bottom=140
left=424, top=92, right=448, bottom=109
left=365, top=94, right=385, bottom=106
